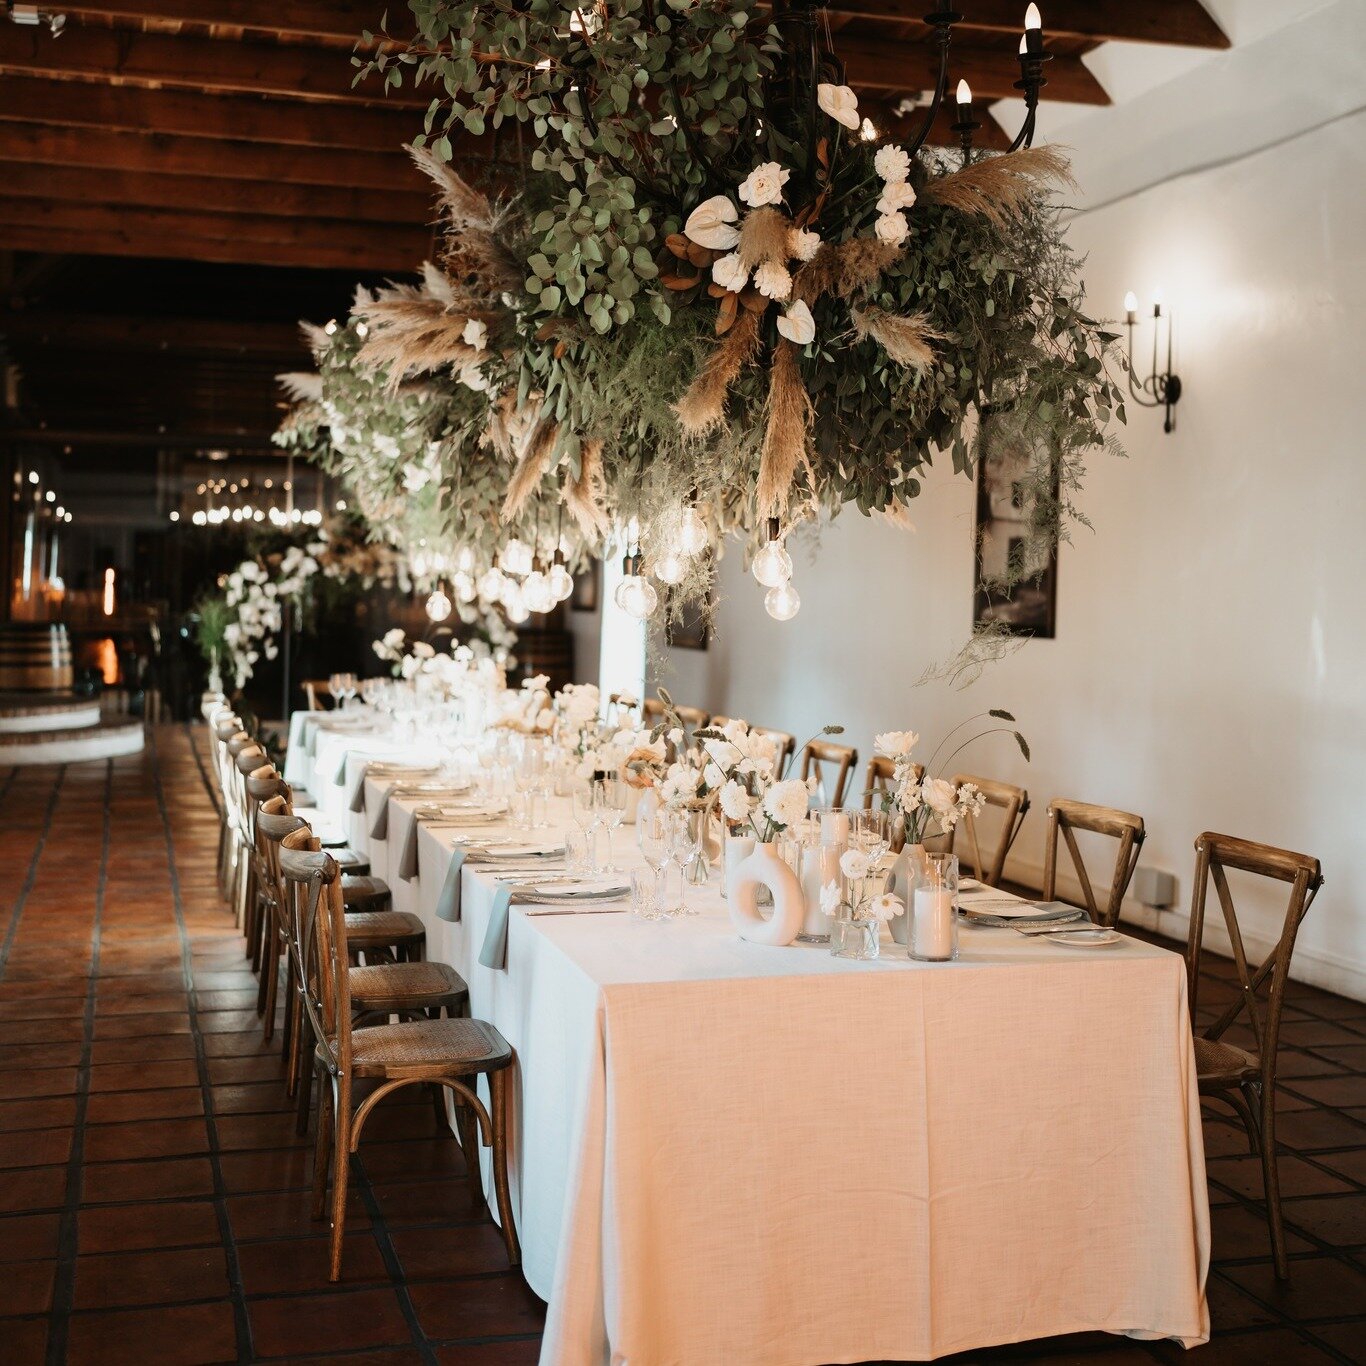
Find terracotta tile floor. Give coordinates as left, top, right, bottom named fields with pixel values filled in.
left=0, top=726, right=1362, bottom=1364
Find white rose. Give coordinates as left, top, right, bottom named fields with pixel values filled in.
left=776, top=300, right=815, bottom=346
left=875, top=729, right=919, bottom=758
left=754, top=261, right=792, bottom=301
left=816, top=83, right=860, bottom=131
left=922, top=777, right=957, bottom=817
left=738, top=162, right=790, bottom=209
left=875, top=212, right=908, bottom=246
left=875, top=144, right=911, bottom=184
left=790, top=227, right=821, bottom=262
left=877, top=181, right=918, bottom=215
left=711, top=252, right=748, bottom=294
left=462, top=318, right=488, bottom=351
left=840, top=848, right=871, bottom=882
left=684, top=194, right=740, bottom=250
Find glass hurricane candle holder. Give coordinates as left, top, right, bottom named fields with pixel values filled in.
left=909, top=852, right=959, bottom=962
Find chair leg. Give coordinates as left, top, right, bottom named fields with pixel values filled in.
left=489, top=1069, right=520, bottom=1267
left=455, top=1094, right=484, bottom=1213
left=1256, top=1083, right=1290, bottom=1280
left=260, top=911, right=280, bottom=1043
left=1225, top=1084, right=1262, bottom=1157
left=295, top=1012, right=315, bottom=1134
left=328, top=1082, right=352, bottom=1282
left=282, top=954, right=298, bottom=1066
left=311, top=1068, right=334, bottom=1220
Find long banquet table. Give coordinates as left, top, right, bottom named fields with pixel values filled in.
left=285, top=709, right=1211, bottom=1364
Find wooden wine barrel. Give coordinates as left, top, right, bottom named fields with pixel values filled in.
left=0, top=623, right=75, bottom=692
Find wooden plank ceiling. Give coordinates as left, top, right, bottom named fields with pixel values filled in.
left=0, top=1, right=1226, bottom=450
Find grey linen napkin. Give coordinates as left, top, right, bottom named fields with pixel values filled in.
left=478, top=883, right=517, bottom=971
left=435, top=848, right=469, bottom=922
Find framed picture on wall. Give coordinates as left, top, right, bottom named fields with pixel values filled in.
left=972, top=415, right=1058, bottom=638
left=664, top=587, right=710, bottom=650
left=571, top=559, right=600, bottom=612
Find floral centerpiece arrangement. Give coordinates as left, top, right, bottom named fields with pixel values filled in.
left=873, top=710, right=1029, bottom=844
left=822, top=848, right=905, bottom=925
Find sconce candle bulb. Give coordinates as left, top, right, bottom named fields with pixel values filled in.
left=1123, top=288, right=1182, bottom=434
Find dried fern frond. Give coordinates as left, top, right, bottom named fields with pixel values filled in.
left=501, top=417, right=559, bottom=520
left=920, top=145, right=1073, bottom=227
left=737, top=207, right=792, bottom=272
left=276, top=371, right=323, bottom=404
left=563, top=437, right=611, bottom=541
left=675, top=309, right=762, bottom=435
left=756, top=339, right=814, bottom=517
left=851, top=307, right=942, bottom=369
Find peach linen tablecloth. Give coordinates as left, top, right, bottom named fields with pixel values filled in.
left=356, top=788, right=1213, bottom=1366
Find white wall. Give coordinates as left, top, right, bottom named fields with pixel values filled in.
left=653, top=109, right=1366, bottom=999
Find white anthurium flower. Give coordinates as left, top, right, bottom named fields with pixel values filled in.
left=754, top=261, right=792, bottom=301
left=816, top=82, right=860, bottom=131
left=875, top=212, right=909, bottom=246
left=874, top=144, right=911, bottom=184
left=874, top=729, right=919, bottom=758
left=462, top=318, right=488, bottom=351
left=738, top=161, right=790, bottom=208
left=878, top=181, right=918, bottom=215
left=711, top=252, right=749, bottom=294
left=840, top=848, right=872, bottom=882
left=776, top=300, right=815, bottom=346
left=684, top=194, right=741, bottom=250
left=790, top=227, right=821, bottom=262
left=820, top=881, right=841, bottom=916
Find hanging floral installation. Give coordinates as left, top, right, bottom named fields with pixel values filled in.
left=283, top=0, right=1124, bottom=641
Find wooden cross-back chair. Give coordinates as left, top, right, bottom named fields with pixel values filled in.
left=302, top=679, right=336, bottom=711
left=1041, top=798, right=1145, bottom=928
left=277, top=829, right=516, bottom=1281
left=800, top=739, right=859, bottom=809
left=209, top=712, right=242, bottom=898
left=946, top=774, right=1030, bottom=888
left=1186, top=832, right=1323, bottom=1280
left=709, top=719, right=796, bottom=774
left=225, top=733, right=266, bottom=927
left=861, top=757, right=924, bottom=810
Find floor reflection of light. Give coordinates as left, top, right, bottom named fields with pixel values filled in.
left=96, top=637, right=119, bottom=686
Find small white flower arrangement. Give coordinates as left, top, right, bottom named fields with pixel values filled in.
left=822, top=845, right=903, bottom=926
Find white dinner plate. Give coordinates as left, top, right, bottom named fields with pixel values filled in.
left=1050, top=928, right=1121, bottom=948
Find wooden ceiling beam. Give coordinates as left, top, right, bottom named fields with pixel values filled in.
left=0, top=199, right=431, bottom=257
left=819, top=1, right=1230, bottom=50
left=0, top=23, right=413, bottom=106
left=53, top=1, right=383, bottom=43
left=0, top=161, right=432, bottom=226
left=0, top=75, right=420, bottom=152
left=0, top=122, right=439, bottom=193
left=841, top=37, right=1109, bottom=103
left=863, top=100, right=1011, bottom=152
left=0, top=223, right=423, bottom=273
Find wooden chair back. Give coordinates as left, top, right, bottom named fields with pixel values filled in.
left=861, top=757, right=925, bottom=810
left=1041, top=798, right=1145, bottom=927
left=673, top=704, right=710, bottom=732
left=302, top=679, right=335, bottom=711
left=278, top=829, right=351, bottom=1078
left=1186, top=833, right=1323, bottom=1072
left=946, top=774, right=1029, bottom=887
left=801, top=739, right=859, bottom=808
left=752, top=726, right=796, bottom=773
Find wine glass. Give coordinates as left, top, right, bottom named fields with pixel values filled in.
left=571, top=781, right=601, bottom=873
left=341, top=673, right=359, bottom=710
left=637, top=804, right=672, bottom=917
left=328, top=673, right=346, bottom=709
left=668, top=809, right=705, bottom=915
left=595, top=777, right=627, bottom=872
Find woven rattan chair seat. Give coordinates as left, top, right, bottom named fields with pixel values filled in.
left=345, top=1016, right=512, bottom=1077
left=349, top=960, right=468, bottom=1008
left=1194, top=1035, right=1259, bottom=1085
left=342, top=909, right=425, bottom=947
left=341, top=875, right=391, bottom=912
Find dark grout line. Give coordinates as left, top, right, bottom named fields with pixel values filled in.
left=44, top=758, right=113, bottom=1366
left=148, top=729, right=255, bottom=1364
left=0, top=766, right=67, bottom=979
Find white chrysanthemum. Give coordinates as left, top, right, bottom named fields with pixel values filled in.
left=711, top=252, right=748, bottom=294
left=738, top=162, right=790, bottom=208
left=719, top=779, right=754, bottom=823
left=754, top=261, right=792, bottom=301
left=875, top=212, right=909, bottom=246
left=874, top=144, right=911, bottom=184
left=762, top=778, right=809, bottom=830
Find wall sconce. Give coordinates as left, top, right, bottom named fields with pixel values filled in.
left=1123, top=290, right=1182, bottom=434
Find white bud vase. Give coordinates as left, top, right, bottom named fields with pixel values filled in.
left=727, top=840, right=805, bottom=946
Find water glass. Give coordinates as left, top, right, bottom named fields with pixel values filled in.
left=630, top=866, right=661, bottom=921
left=564, top=827, right=592, bottom=876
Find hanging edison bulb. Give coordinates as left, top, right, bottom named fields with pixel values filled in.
left=410, top=546, right=431, bottom=578
left=505, top=595, right=531, bottom=624
left=619, top=574, right=660, bottom=621
left=547, top=550, right=574, bottom=602
left=677, top=505, right=709, bottom=558
left=522, top=562, right=555, bottom=614
left=764, top=579, right=801, bottom=621
left=425, top=584, right=453, bottom=622
left=499, top=538, right=532, bottom=577
left=477, top=566, right=505, bottom=600
left=456, top=546, right=475, bottom=573
left=752, top=519, right=793, bottom=588
left=653, top=550, right=688, bottom=585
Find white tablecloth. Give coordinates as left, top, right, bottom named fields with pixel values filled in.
left=286, top=713, right=1210, bottom=1363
